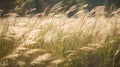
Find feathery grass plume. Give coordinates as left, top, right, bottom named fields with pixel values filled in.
left=43, top=1, right=64, bottom=16
left=51, top=59, right=64, bottom=65
left=23, top=49, right=45, bottom=57
left=88, top=44, right=104, bottom=49
left=79, top=47, right=96, bottom=51
left=30, top=53, right=53, bottom=66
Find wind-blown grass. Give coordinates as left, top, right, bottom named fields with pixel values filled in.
left=0, top=11, right=120, bottom=67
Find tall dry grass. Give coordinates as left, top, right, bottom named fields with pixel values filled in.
left=0, top=9, right=120, bottom=67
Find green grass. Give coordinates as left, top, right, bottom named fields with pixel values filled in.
left=0, top=11, right=120, bottom=67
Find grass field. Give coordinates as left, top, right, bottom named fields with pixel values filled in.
left=0, top=10, right=120, bottom=67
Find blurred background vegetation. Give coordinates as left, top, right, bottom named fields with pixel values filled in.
left=0, top=0, right=105, bottom=16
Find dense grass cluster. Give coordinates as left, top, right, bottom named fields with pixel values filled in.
left=0, top=9, right=120, bottom=67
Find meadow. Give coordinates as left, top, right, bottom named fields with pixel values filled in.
left=0, top=9, right=120, bottom=67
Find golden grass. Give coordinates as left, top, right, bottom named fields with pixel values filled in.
left=0, top=10, right=120, bottom=67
